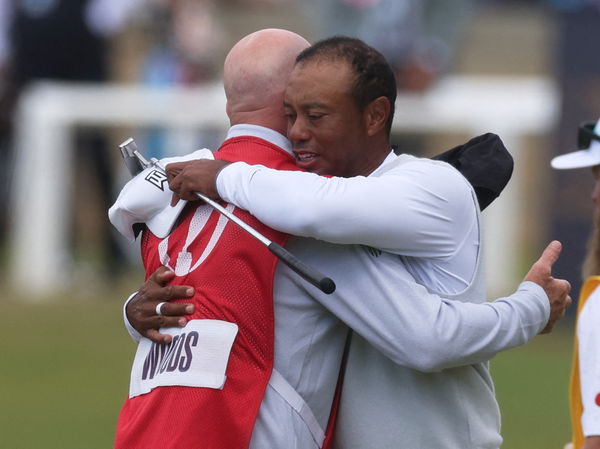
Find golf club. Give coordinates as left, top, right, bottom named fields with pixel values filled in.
left=118, top=138, right=336, bottom=294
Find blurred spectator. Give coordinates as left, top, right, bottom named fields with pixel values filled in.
left=136, top=0, right=224, bottom=160
left=541, top=0, right=600, bottom=299
left=305, top=0, right=476, bottom=92
left=550, top=118, right=600, bottom=449
left=0, top=0, right=142, bottom=272
left=141, top=0, right=221, bottom=87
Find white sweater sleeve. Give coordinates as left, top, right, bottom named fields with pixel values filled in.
left=578, top=289, right=600, bottom=436
left=312, top=246, right=550, bottom=372
left=216, top=159, right=475, bottom=259
left=123, top=292, right=143, bottom=343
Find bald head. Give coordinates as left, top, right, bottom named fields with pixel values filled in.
left=223, top=29, right=309, bottom=131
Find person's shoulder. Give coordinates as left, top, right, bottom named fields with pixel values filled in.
left=392, top=154, right=471, bottom=187
left=399, top=156, right=480, bottom=218
left=392, top=153, right=453, bottom=170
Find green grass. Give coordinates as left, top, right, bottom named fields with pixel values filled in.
left=0, top=294, right=136, bottom=449
left=493, top=324, right=574, bottom=448
left=0, top=293, right=575, bottom=448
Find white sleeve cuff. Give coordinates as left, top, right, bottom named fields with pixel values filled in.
left=518, top=280, right=551, bottom=321
left=123, top=291, right=143, bottom=343
left=215, top=161, right=255, bottom=205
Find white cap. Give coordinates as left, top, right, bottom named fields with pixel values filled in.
left=551, top=119, right=600, bottom=170
left=109, top=148, right=214, bottom=241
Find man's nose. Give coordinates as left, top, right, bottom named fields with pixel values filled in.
left=288, top=117, right=309, bottom=142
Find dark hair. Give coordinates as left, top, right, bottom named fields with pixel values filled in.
left=296, top=36, right=397, bottom=135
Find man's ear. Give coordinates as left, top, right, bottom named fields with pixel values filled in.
left=364, top=96, right=390, bottom=137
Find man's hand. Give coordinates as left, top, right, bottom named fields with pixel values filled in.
left=127, top=266, right=195, bottom=344
left=523, top=240, right=572, bottom=334
left=167, top=159, right=231, bottom=205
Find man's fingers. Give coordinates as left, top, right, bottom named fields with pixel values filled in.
left=550, top=277, right=571, bottom=294
left=170, top=192, right=180, bottom=207
left=159, top=302, right=194, bottom=317
left=536, top=240, right=563, bottom=271
left=149, top=266, right=176, bottom=285
left=166, top=163, right=183, bottom=182
left=128, top=266, right=197, bottom=341
left=562, top=279, right=572, bottom=295
left=160, top=285, right=195, bottom=301
left=169, top=178, right=201, bottom=204
left=144, top=267, right=194, bottom=299
left=540, top=280, right=573, bottom=334
left=169, top=174, right=184, bottom=206
left=144, top=305, right=193, bottom=343
left=146, top=329, right=173, bottom=345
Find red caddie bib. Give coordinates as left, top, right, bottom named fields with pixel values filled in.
left=114, top=136, right=301, bottom=449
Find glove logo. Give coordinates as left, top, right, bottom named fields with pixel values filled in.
left=145, top=169, right=168, bottom=191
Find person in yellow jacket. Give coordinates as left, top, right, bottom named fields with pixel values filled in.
left=553, top=119, right=600, bottom=449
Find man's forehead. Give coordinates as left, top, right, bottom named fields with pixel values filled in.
left=293, top=57, right=351, bottom=74
left=287, top=59, right=353, bottom=93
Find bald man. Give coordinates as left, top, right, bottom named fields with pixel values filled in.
left=113, top=29, right=311, bottom=449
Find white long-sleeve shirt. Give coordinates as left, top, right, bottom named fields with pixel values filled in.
left=211, top=137, right=548, bottom=448
left=121, top=125, right=549, bottom=448
left=250, top=239, right=547, bottom=449
left=217, top=152, right=479, bottom=294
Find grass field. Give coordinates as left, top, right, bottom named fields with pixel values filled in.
left=0, top=291, right=575, bottom=449
left=493, top=325, right=573, bottom=448
left=0, top=293, right=135, bottom=449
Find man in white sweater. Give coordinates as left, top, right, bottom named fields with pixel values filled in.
left=122, top=35, right=571, bottom=448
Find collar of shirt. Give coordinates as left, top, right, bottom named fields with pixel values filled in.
left=370, top=150, right=400, bottom=177
left=226, top=124, right=293, bottom=157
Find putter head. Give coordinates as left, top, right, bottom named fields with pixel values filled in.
left=119, top=138, right=148, bottom=176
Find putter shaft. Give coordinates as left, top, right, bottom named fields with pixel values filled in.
left=119, top=138, right=336, bottom=294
